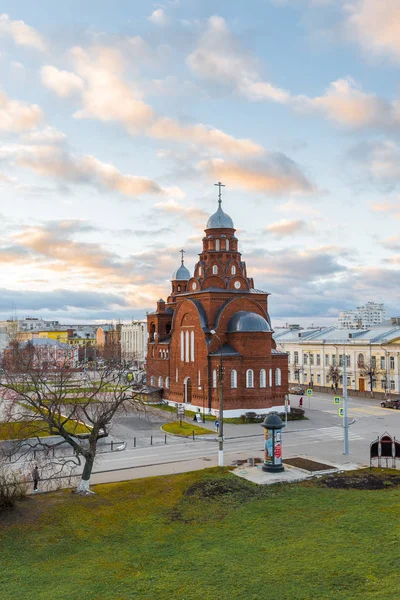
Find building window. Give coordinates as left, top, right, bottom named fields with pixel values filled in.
left=198, top=266, right=202, bottom=276
left=371, top=356, right=376, bottom=368
left=381, top=378, right=386, bottom=390
left=372, top=378, right=376, bottom=389
left=185, top=330, right=190, bottom=362
left=212, top=265, right=218, bottom=275
left=316, top=354, right=321, bottom=366
left=180, top=331, right=184, bottom=362
left=260, top=369, right=266, bottom=388
left=177, top=285, right=181, bottom=292
left=246, top=369, right=254, bottom=388
left=380, top=356, right=385, bottom=369
left=390, top=356, right=395, bottom=370
left=310, top=354, right=314, bottom=366
left=150, top=376, right=155, bottom=386
left=275, top=368, right=281, bottom=387
left=176, top=368, right=178, bottom=383
left=165, top=376, right=170, bottom=389
left=158, top=376, right=163, bottom=387
left=339, top=375, right=343, bottom=385
left=231, top=265, right=236, bottom=275
left=317, top=374, right=321, bottom=384
left=213, top=369, right=217, bottom=388
left=215, top=239, right=220, bottom=251
left=326, top=374, right=330, bottom=384
left=231, top=370, right=237, bottom=389
left=269, top=368, right=272, bottom=387
left=226, top=239, right=229, bottom=250
left=390, top=380, right=395, bottom=390
left=295, top=370, right=300, bottom=381
left=332, top=355, right=336, bottom=366
left=303, top=354, right=308, bottom=365
left=198, top=370, right=201, bottom=386
left=325, top=354, right=329, bottom=366
left=190, top=330, right=195, bottom=362
left=293, top=351, right=299, bottom=364
left=339, top=355, right=344, bottom=367
left=357, top=353, right=364, bottom=367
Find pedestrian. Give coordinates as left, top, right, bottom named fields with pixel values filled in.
left=32, top=465, right=40, bottom=492
left=299, top=396, right=303, bottom=408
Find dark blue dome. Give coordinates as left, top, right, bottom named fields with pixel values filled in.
left=227, top=311, right=271, bottom=333
left=172, top=264, right=190, bottom=280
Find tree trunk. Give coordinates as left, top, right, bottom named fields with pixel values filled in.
left=76, top=452, right=95, bottom=494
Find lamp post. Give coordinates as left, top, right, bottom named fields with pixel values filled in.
left=210, top=329, right=224, bottom=467
left=343, top=348, right=349, bottom=455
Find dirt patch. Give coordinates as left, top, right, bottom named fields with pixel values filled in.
left=323, top=473, right=400, bottom=490
left=284, top=457, right=336, bottom=472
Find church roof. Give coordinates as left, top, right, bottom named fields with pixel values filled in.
left=227, top=311, right=271, bottom=333
left=209, top=343, right=241, bottom=357
left=206, top=202, right=234, bottom=229
left=172, top=263, right=190, bottom=281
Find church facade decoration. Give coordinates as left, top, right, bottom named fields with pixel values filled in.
left=146, top=186, right=288, bottom=416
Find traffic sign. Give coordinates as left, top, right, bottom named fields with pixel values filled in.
left=338, top=407, right=344, bottom=417
left=306, top=388, right=313, bottom=396
left=215, top=419, right=219, bottom=429
left=334, top=396, right=341, bottom=404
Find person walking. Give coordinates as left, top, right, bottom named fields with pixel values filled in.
left=299, top=396, right=303, bottom=408
left=32, top=465, right=40, bottom=492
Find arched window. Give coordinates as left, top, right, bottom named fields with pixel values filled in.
left=177, top=285, right=181, bottom=292
left=190, top=330, right=195, bottom=362
left=260, top=369, right=266, bottom=388
left=158, top=376, right=163, bottom=387
left=231, top=369, right=237, bottom=389
left=180, top=331, right=184, bottom=362
left=357, top=353, right=364, bottom=367
left=231, top=265, right=236, bottom=275
left=198, top=370, right=201, bottom=386
left=176, top=368, right=178, bottom=383
left=212, top=265, right=218, bottom=275
left=165, top=376, right=170, bottom=389
left=185, top=330, right=190, bottom=362
left=269, top=368, right=272, bottom=387
left=213, top=369, right=217, bottom=388
left=216, top=239, right=220, bottom=251
left=150, top=376, right=155, bottom=386
left=275, top=368, right=281, bottom=386
left=198, top=266, right=202, bottom=276
left=226, top=239, right=229, bottom=250
left=246, top=369, right=254, bottom=388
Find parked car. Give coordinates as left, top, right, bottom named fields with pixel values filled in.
left=380, top=399, right=400, bottom=409
left=289, top=386, right=305, bottom=395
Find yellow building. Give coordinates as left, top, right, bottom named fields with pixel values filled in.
left=38, top=330, right=69, bottom=343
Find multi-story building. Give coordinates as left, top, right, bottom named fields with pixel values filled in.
left=146, top=193, right=288, bottom=417
left=337, top=302, right=386, bottom=330
left=121, top=320, right=148, bottom=365
left=4, top=338, right=78, bottom=370
left=274, top=325, right=400, bottom=396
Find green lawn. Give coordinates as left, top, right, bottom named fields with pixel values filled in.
left=161, top=421, right=214, bottom=436
left=0, top=418, right=91, bottom=440
left=1, top=469, right=399, bottom=600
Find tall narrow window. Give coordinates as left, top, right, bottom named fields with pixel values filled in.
left=269, top=368, right=272, bottom=387
left=275, top=368, right=281, bottom=386
left=198, top=266, right=202, bottom=276
left=165, top=376, right=170, bottom=389
left=246, top=369, right=254, bottom=388
left=215, top=239, right=220, bottom=251
left=185, top=330, right=190, bottom=362
left=231, top=369, right=237, bottom=389
left=226, top=239, right=229, bottom=250
left=213, top=369, right=217, bottom=388
left=198, top=370, right=201, bottom=386
left=176, top=368, right=178, bottom=383
left=212, top=265, right=218, bottom=275
left=180, top=331, right=184, bottom=362
left=190, top=330, right=195, bottom=362
left=260, top=369, right=266, bottom=388
left=150, top=376, right=155, bottom=386
left=231, top=265, right=236, bottom=275
left=158, top=376, right=163, bottom=387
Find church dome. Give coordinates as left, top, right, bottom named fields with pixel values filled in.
left=172, top=263, right=190, bottom=281
left=206, top=204, right=234, bottom=229
left=227, top=311, right=271, bottom=333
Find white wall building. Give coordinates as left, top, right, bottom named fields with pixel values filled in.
left=274, top=325, right=400, bottom=396
left=121, top=320, right=148, bottom=364
left=337, top=302, right=386, bottom=330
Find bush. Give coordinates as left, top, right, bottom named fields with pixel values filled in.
left=0, top=468, right=28, bottom=511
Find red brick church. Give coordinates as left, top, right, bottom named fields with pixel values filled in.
left=146, top=187, right=288, bottom=417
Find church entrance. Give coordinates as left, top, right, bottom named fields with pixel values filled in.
left=359, top=378, right=365, bottom=393
left=184, top=377, right=192, bottom=404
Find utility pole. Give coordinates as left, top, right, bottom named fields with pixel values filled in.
left=211, top=329, right=224, bottom=467
left=343, top=349, right=349, bottom=455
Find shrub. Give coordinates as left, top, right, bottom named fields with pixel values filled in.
left=0, top=468, right=28, bottom=511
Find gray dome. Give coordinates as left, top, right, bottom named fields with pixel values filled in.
left=206, top=204, right=234, bottom=229
left=172, top=264, right=190, bottom=280
left=227, top=311, right=271, bottom=333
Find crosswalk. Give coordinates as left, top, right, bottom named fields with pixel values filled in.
left=311, top=427, right=364, bottom=441
left=322, top=406, right=384, bottom=418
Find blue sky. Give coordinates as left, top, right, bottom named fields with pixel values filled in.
left=0, top=0, right=399, bottom=325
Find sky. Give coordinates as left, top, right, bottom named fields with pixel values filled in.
left=0, top=0, right=399, bottom=326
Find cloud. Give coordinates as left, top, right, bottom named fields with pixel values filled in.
left=148, top=117, right=264, bottom=155
left=264, top=219, right=308, bottom=236
left=348, top=140, right=400, bottom=190
left=1, top=142, right=166, bottom=198
left=381, top=235, right=400, bottom=251
left=371, top=199, right=400, bottom=218
left=187, top=15, right=290, bottom=103
left=153, top=198, right=208, bottom=227
left=198, top=156, right=316, bottom=195
left=0, top=288, right=129, bottom=313
left=147, top=8, right=167, bottom=26
left=345, top=0, right=400, bottom=62
left=23, top=125, right=66, bottom=145
left=0, top=13, right=46, bottom=51
left=0, top=89, right=43, bottom=132
left=40, top=66, right=84, bottom=97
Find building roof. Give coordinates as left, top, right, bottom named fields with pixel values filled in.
left=172, top=263, right=191, bottom=281
left=227, top=311, right=271, bottom=333
left=205, top=201, right=234, bottom=229
left=273, top=325, right=400, bottom=345
left=209, top=343, right=241, bottom=357
left=26, top=338, right=72, bottom=348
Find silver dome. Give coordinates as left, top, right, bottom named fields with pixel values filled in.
left=227, top=311, right=271, bottom=333
left=206, top=203, right=234, bottom=229
left=172, top=264, right=190, bottom=281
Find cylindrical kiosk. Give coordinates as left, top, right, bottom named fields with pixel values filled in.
left=261, top=412, right=285, bottom=473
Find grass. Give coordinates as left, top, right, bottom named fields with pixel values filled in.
left=0, top=468, right=400, bottom=600
left=0, top=418, right=91, bottom=440
left=161, top=421, right=214, bottom=436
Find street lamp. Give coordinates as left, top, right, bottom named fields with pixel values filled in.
left=210, top=329, right=224, bottom=467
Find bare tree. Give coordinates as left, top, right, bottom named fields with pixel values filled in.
left=328, top=365, right=340, bottom=390
left=358, top=358, right=384, bottom=395
left=0, top=343, right=146, bottom=494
